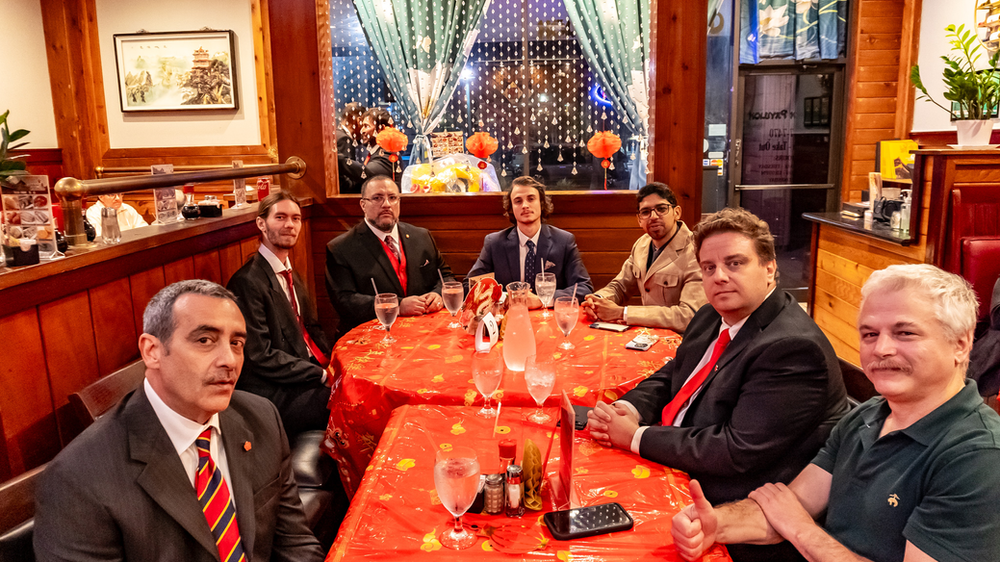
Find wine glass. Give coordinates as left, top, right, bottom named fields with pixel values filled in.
left=524, top=354, right=556, bottom=423
left=472, top=349, right=504, bottom=418
left=433, top=446, right=481, bottom=550
left=374, top=293, right=399, bottom=343
left=535, top=272, right=557, bottom=319
left=554, top=296, right=579, bottom=350
left=442, top=281, right=465, bottom=329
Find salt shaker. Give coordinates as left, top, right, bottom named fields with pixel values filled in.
left=483, top=473, right=504, bottom=515
left=101, top=207, right=121, bottom=245
left=505, top=465, right=524, bottom=517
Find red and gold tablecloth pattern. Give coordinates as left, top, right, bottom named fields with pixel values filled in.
left=325, top=404, right=730, bottom=561
left=322, top=309, right=681, bottom=496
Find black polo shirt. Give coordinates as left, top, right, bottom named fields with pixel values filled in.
left=812, top=381, right=1000, bottom=562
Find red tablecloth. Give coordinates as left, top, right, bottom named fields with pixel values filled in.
left=325, top=404, right=731, bottom=561
left=323, top=309, right=681, bottom=496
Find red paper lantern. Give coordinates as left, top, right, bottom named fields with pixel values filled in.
left=466, top=132, right=499, bottom=159
left=376, top=128, right=409, bottom=154
left=587, top=131, right=622, bottom=160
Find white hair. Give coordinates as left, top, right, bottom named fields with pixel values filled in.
left=860, top=264, right=978, bottom=343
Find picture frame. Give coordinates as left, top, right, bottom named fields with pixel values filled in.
left=113, top=30, right=239, bottom=112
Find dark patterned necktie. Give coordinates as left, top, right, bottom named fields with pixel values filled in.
left=524, top=240, right=538, bottom=290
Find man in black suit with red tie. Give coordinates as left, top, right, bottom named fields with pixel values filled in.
left=325, top=175, right=455, bottom=340
left=227, top=192, right=333, bottom=438
left=587, top=207, right=848, bottom=562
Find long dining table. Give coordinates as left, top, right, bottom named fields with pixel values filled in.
left=325, top=404, right=732, bottom=561
left=322, top=308, right=682, bottom=496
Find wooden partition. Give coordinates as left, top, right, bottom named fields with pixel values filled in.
left=0, top=205, right=320, bottom=477
left=310, top=192, right=644, bottom=336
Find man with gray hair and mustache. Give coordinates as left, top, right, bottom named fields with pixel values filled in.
left=671, top=264, right=1000, bottom=562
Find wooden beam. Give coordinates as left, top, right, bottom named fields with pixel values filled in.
left=266, top=0, right=339, bottom=201
left=894, top=0, right=921, bottom=138
left=648, top=0, right=708, bottom=227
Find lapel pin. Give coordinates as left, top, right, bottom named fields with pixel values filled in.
left=405, top=234, right=410, bottom=238
left=244, top=441, right=252, bottom=451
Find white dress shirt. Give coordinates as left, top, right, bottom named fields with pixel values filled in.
left=144, top=379, right=235, bottom=501
left=85, top=200, right=149, bottom=237
left=365, top=220, right=402, bottom=259
left=516, top=227, right=541, bottom=283
left=258, top=244, right=301, bottom=313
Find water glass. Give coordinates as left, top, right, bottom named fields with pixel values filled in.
left=374, top=293, right=399, bottom=343
left=472, top=349, right=504, bottom=418
left=535, top=272, right=557, bottom=319
left=554, top=296, right=579, bottom=350
left=433, top=446, right=481, bottom=549
left=524, top=354, right=556, bottom=424
left=442, top=281, right=465, bottom=328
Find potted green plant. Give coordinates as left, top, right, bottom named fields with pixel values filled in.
left=911, top=24, right=1000, bottom=146
left=0, top=109, right=31, bottom=184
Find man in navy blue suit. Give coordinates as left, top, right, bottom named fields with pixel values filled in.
left=466, top=176, right=593, bottom=308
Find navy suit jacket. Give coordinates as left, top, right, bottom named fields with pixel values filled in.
left=34, top=389, right=323, bottom=562
left=466, top=224, right=593, bottom=299
left=326, top=220, right=454, bottom=339
left=621, top=290, right=849, bottom=505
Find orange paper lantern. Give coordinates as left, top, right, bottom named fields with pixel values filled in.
left=587, top=131, right=622, bottom=160
left=466, top=132, right=499, bottom=159
left=376, top=128, right=409, bottom=154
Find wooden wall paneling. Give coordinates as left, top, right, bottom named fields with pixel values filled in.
left=240, top=237, right=261, bottom=264
left=292, top=217, right=315, bottom=297
left=89, top=278, right=139, bottom=376
left=219, top=241, right=247, bottom=285
left=251, top=0, right=277, bottom=150
left=266, top=0, right=338, bottom=200
left=647, top=0, right=707, bottom=226
left=129, top=268, right=167, bottom=339
left=0, top=309, right=59, bottom=474
left=40, top=0, right=108, bottom=180
left=163, top=257, right=196, bottom=285
left=193, top=250, right=224, bottom=284
left=38, top=293, right=101, bottom=445
left=894, top=0, right=920, bottom=137
left=0, top=413, right=9, bottom=482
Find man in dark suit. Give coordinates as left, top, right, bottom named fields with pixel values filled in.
left=227, top=192, right=333, bottom=438
left=336, top=102, right=366, bottom=194
left=35, top=280, right=323, bottom=562
left=326, top=175, right=454, bottom=339
left=466, top=176, right=593, bottom=308
left=587, top=207, right=848, bottom=562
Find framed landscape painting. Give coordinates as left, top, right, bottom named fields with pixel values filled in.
left=113, top=30, right=239, bottom=112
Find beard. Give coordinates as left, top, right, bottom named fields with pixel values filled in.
left=367, top=215, right=397, bottom=233
left=265, top=228, right=298, bottom=250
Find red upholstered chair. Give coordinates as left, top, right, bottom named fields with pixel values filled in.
left=960, top=237, right=1000, bottom=321
left=947, top=188, right=1000, bottom=274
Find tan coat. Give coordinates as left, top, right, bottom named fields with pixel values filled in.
left=593, top=222, right=706, bottom=333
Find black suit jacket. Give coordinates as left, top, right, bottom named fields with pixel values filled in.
left=227, top=252, right=333, bottom=404
left=621, top=289, right=848, bottom=505
left=34, top=389, right=323, bottom=562
left=326, top=221, right=454, bottom=339
left=466, top=224, right=594, bottom=299
left=336, top=128, right=355, bottom=159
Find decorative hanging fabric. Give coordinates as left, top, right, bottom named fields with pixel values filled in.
left=466, top=131, right=498, bottom=169
left=376, top=127, right=409, bottom=181
left=587, top=131, right=621, bottom=189
left=353, top=0, right=492, bottom=165
left=562, top=0, right=649, bottom=189
left=740, top=0, right=848, bottom=64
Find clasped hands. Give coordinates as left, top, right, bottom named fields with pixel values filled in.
left=586, top=400, right=640, bottom=449
left=399, top=292, right=444, bottom=316
left=582, top=295, right=625, bottom=323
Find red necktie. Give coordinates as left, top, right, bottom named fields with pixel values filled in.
left=660, top=328, right=731, bottom=426
left=279, top=269, right=329, bottom=367
left=195, top=429, right=246, bottom=562
left=381, top=236, right=408, bottom=294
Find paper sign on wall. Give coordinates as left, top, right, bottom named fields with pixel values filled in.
left=475, top=312, right=498, bottom=352
left=151, top=164, right=177, bottom=225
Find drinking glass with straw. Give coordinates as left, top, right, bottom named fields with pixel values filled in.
left=440, top=269, right=465, bottom=329
left=554, top=284, right=579, bottom=350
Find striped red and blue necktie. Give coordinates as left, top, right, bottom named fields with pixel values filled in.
left=195, top=429, right=246, bottom=562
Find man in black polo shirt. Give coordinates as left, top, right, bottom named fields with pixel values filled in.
left=671, top=264, right=1000, bottom=562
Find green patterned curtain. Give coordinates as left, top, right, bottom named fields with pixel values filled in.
left=353, top=0, right=491, bottom=163
left=740, top=0, right=847, bottom=63
left=562, top=0, right=650, bottom=189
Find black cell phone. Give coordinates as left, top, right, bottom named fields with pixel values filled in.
left=556, top=405, right=592, bottom=430
left=543, top=502, right=634, bottom=540
left=589, top=322, right=630, bottom=332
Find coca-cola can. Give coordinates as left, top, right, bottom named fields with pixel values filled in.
left=256, top=177, right=271, bottom=199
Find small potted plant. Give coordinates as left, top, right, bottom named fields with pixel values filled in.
left=911, top=24, right=1000, bottom=146
left=0, top=110, right=30, bottom=184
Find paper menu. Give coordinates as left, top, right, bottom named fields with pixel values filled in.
left=2, top=175, right=57, bottom=256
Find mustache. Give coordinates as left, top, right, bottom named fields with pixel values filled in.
left=207, top=374, right=238, bottom=385
left=865, top=359, right=910, bottom=374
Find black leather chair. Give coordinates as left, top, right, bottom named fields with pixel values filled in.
left=0, top=465, right=44, bottom=562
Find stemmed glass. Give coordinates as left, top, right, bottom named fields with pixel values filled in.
left=433, top=446, right=481, bottom=549
left=535, top=272, right=557, bottom=319
left=554, top=296, right=579, bottom=350
left=374, top=293, right=399, bottom=343
left=442, top=281, right=465, bottom=329
left=524, top=354, right=556, bottom=424
left=472, top=349, right=504, bottom=418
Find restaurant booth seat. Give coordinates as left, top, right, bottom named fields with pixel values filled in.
left=0, top=465, right=44, bottom=562
left=67, top=360, right=345, bottom=543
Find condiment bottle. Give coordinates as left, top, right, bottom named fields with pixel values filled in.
left=483, top=473, right=504, bottom=515
left=505, top=465, right=524, bottom=517
left=100, top=207, right=121, bottom=245
left=181, top=184, right=200, bottom=220
left=498, top=439, right=516, bottom=474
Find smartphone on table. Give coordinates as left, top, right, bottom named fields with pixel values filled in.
left=543, top=502, right=634, bottom=540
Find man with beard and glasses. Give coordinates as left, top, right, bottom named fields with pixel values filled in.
left=35, top=280, right=324, bottom=562
left=325, top=175, right=454, bottom=340
left=672, top=264, right=1000, bottom=562
left=227, top=192, right=334, bottom=438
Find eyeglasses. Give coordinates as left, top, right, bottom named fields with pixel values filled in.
left=362, top=194, right=400, bottom=205
left=638, top=204, right=673, bottom=219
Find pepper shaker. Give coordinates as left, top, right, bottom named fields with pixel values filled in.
left=505, top=465, right=524, bottom=517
